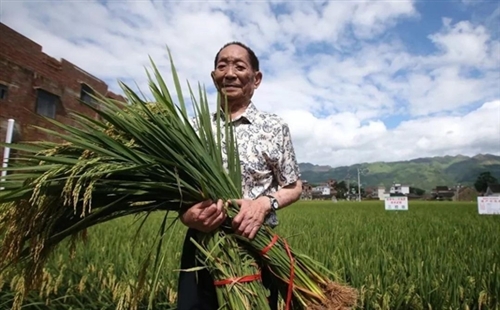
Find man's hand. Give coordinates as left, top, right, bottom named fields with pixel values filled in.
left=180, top=199, right=226, bottom=233
left=231, top=197, right=271, bottom=240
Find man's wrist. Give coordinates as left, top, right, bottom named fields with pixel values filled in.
left=265, top=195, right=279, bottom=212
left=257, top=196, right=271, bottom=214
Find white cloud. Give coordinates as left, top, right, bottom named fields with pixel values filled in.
left=404, top=68, right=499, bottom=116
left=350, top=0, right=417, bottom=39
left=428, top=19, right=493, bottom=68
left=282, top=100, right=500, bottom=166
left=1, top=0, right=499, bottom=167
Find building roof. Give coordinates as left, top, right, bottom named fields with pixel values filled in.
left=435, top=186, right=450, bottom=191
left=487, top=183, right=500, bottom=193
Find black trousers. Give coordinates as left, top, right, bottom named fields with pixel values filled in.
left=177, top=228, right=278, bottom=310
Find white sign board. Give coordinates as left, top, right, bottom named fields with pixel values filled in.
left=477, top=197, right=500, bottom=215
left=385, top=196, right=408, bottom=211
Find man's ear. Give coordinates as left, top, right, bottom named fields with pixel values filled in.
left=253, top=71, right=263, bottom=89
left=211, top=71, right=221, bottom=92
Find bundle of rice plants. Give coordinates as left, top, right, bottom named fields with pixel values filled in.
left=0, top=49, right=357, bottom=310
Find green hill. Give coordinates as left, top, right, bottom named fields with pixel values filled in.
left=299, top=154, right=500, bottom=191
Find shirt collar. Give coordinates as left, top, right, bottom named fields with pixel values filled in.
left=213, top=102, right=259, bottom=124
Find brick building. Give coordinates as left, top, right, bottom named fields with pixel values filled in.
left=0, top=22, right=125, bottom=146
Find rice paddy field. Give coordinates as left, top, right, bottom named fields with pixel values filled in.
left=1, top=200, right=499, bottom=310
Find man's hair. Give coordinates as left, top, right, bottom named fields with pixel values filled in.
left=214, top=41, right=260, bottom=71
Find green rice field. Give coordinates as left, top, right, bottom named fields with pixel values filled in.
left=1, top=201, right=499, bottom=309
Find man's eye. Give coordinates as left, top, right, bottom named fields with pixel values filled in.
left=236, top=66, right=245, bottom=71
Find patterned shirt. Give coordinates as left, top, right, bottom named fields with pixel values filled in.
left=194, top=102, right=301, bottom=226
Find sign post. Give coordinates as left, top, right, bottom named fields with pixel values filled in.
left=477, top=197, right=500, bottom=215
left=385, top=196, right=408, bottom=211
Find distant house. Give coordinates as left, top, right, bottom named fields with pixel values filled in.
left=431, top=186, right=455, bottom=200
left=307, top=179, right=337, bottom=200
left=377, top=186, right=388, bottom=200
left=454, top=186, right=478, bottom=201
left=326, top=179, right=337, bottom=189
left=312, top=185, right=331, bottom=196
left=364, top=187, right=375, bottom=197
left=485, top=184, right=500, bottom=197
left=390, top=183, right=410, bottom=195
left=301, top=180, right=313, bottom=199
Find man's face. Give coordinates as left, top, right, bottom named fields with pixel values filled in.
left=212, top=45, right=262, bottom=103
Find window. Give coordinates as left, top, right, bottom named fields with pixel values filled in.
left=80, top=84, right=96, bottom=106
left=36, top=89, right=59, bottom=119
left=0, top=84, right=7, bottom=100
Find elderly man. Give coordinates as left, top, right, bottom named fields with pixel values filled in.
left=177, top=42, right=303, bottom=310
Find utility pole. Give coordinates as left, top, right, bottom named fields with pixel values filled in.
left=357, top=168, right=361, bottom=202
left=357, top=167, right=369, bottom=202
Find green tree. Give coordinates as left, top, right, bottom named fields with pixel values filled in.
left=410, top=187, right=426, bottom=196
left=474, top=171, right=498, bottom=193
left=334, top=181, right=348, bottom=198
left=348, top=183, right=365, bottom=197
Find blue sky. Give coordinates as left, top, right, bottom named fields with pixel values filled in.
left=1, top=0, right=499, bottom=166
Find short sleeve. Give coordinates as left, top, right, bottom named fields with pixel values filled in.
left=274, top=122, right=301, bottom=187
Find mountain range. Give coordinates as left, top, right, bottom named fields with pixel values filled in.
left=299, top=154, right=500, bottom=191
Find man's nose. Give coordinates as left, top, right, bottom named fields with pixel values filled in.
left=225, top=65, right=237, bottom=78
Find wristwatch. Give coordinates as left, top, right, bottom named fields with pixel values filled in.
left=266, top=195, right=279, bottom=211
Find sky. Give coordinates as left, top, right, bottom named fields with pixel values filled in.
left=1, top=0, right=499, bottom=167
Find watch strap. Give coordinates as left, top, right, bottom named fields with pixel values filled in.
left=266, top=195, right=279, bottom=211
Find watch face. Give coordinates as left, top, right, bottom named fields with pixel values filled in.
left=267, top=195, right=278, bottom=210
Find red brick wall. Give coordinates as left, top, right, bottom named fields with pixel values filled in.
left=0, top=22, right=125, bottom=147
